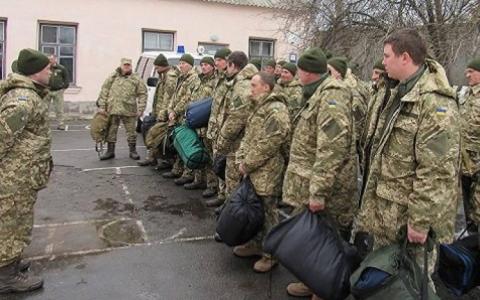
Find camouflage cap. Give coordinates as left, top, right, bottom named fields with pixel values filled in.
left=11, top=60, right=18, bottom=73
left=180, top=54, right=194, bottom=66
left=297, top=48, right=327, bottom=74
left=200, top=56, right=215, bottom=67
left=214, top=48, right=232, bottom=60
left=373, top=59, right=385, bottom=71
left=467, top=58, right=480, bottom=72
left=17, top=48, right=50, bottom=76
left=264, top=58, right=276, bottom=68
left=283, top=62, right=297, bottom=76
left=154, top=54, right=169, bottom=67
left=121, top=58, right=132, bottom=65
left=328, top=56, right=348, bottom=78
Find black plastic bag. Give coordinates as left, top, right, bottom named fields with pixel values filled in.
left=264, top=210, right=356, bottom=300
left=141, top=115, right=157, bottom=140
left=216, top=176, right=264, bottom=247
left=212, top=155, right=226, bottom=180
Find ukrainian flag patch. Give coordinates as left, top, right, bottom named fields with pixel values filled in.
left=328, top=100, right=337, bottom=108
left=436, top=106, right=447, bottom=116
left=18, top=96, right=28, bottom=101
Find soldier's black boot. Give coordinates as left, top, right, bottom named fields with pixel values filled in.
left=129, top=143, right=140, bottom=160
left=99, top=143, right=115, bottom=160
left=0, top=261, right=43, bottom=294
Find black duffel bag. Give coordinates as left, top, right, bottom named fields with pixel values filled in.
left=212, top=155, right=227, bottom=180
left=141, top=114, right=157, bottom=140
left=185, top=97, right=212, bottom=129
left=264, top=209, right=357, bottom=300
left=216, top=176, right=264, bottom=247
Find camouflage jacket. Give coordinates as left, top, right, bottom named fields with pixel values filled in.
left=284, top=75, right=357, bottom=208
left=153, top=67, right=179, bottom=121
left=0, top=73, right=52, bottom=193
left=98, top=68, right=147, bottom=117
left=49, top=63, right=70, bottom=91
left=237, top=92, right=290, bottom=196
left=206, top=71, right=230, bottom=142
left=344, top=69, right=370, bottom=145
left=215, top=64, right=258, bottom=156
left=460, top=83, right=480, bottom=176
left=275, top=78, right=303, bottom=120
left=358, top=59, right=460, bottom=243
left=191, top=72, right=216, bottom=101
left=168, top=68, right=200, bottom=121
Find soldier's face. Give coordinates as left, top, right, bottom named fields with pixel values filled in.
left=327, top=65, right=342, bottom=80
left=465, top=68, right=480, bottom=87
left=297, top=68, right=320, bottom=86
left=215, top=58, right=227, bottom=71
left=121, top=64, right=132, bottom=74
left=178, top=61, right=192, bottom=74
left=371, top=69, right=383, bottom=83
left=263, top=66, right=275, bottom=75
left=201, top=63, right=214, bottom=75
left=383, top=44, right=407, bottom=81
left=226, top=62, right=238, bottom=77
left=250, top=75, right=270, bottom=99
left=280, top=69, right=293, bottom=82
left=274, top=65, right=283, bottom=76
left=31, top=63, right=52, bottom=86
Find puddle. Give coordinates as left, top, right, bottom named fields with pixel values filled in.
left=98, top=219, right=145, bottom=247
left=143, top=195, right=209, bottom=219
left=94, top=198, right=136, bottom=216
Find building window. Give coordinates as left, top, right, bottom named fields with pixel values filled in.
left=249, top=38, right=275, bottom=60
left=0, top=20, right=5, bottom=79
left=142, top=30, right=174, bottom=52
left=39, top=23, right=76, bottom=84
left=198, top=42, right=228, bottom=56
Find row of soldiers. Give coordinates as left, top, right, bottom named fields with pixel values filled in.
left=94, top=27, right=479, bottom=299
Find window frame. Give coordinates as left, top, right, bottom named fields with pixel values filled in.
left=197, top=42, right=229, bottom=56
left=0, top=18, right=6, bottom=80
left=142, top=29, right=175, bottom=52
left=248, top=38, right=276, bottom=60
left=38, top=21, right=78, bottom=86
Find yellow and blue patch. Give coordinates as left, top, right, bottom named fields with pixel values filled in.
left=18, top=96, right=28, bottom=102
left=436, top=106, right=447, bottom=116
left=328, top=100, right=337, bottom=109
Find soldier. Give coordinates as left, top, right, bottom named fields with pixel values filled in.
left=233, top=72, right=290, bottom=273
left=276, top=62, right=303, bottom=119
left=184, top=56, right=217, bottom=191
left=205, top=48, right=232, bottom=206
left=371, top=59, right=385, bottom=91
left=162, top=54, right=200, bottom=182
left=262, top=58, right=276, bottom=76
left=97, top=58, right=147, bottom=160
left=461, top=58, right=480, bottom=231
left=356, top=29, right=459, bottom=289
left=274, top=60, right=286, bottom=81
left=328, top=56, right=370, bottom=153
left=282, top=48, right=357, bottom=299
left=215, top=51, right=258, bottom=197
left=45, top=54, right=69, bottom=130
left=138, top=54, right=179, bottom=167
left=0, top=49, right=52, bottom=293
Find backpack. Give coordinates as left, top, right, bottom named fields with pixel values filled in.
left=172, top=125, right=210, bottom=169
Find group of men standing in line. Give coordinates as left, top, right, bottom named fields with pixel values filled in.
left=2, top=26, right=480, bottom=298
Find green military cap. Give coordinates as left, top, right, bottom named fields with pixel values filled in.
left=17, top=48, right=50, bottom=76
left=214, top=48, right=232, bottom=60
left=200, top=56, right=215, bottom=67
left=328, top=56, right=348, bottom=78
left=264, top=58, right=276, bottom=68
left=283, top=62, right=297, bottom=76
left=250, top=58, right=262, bottom=71
left=467, top=58, right=480, bottom=72
left=121, top=58, right=132, bottom=65
left=373, top=59, right=385, bottom=71
left=11, top=60, right=18, bottom=73
left=297, top=47, right=327, bottom=74
left=180, top=53, right=194, bottom=66
left=154, top=54, right=169, bottom=67
left=277, top=60, right=287, bottom=67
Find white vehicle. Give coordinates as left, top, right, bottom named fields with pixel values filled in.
left=135, top=50, right=211, bottom=124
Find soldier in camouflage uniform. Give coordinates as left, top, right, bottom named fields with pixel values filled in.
left=45, top=54, right=69, bottom=130
left=184, top=56, right=217, bottom=191
left=371, top=59, right=385, bottom=93
left=214, top=51, right=258, bottom=198
left=282, top=48, right=357, bottom=298
left=0, top=49, right=52, bottom=293
left=205, top=48, right=232, bottom=206
left=162, top=54, right=200, bottom=181
left=460, top=58, right=480, bottom=229
left=355, top=29, right=460, bottom=287
left=275, top=62, right=303, bottom=120
left=232, top=72, right=290, bottom=273
left=97, top=58, right=147, bottom=161
left=262, top=58, right=276, bottom=76
left=137, top=54, right=179, bottom=167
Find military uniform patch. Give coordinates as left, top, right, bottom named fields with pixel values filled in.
left=328, top=100, right=337, bottom=109
left=18, top=96, right=28, bottom=102
left=436, top=106, right=447, bottom=116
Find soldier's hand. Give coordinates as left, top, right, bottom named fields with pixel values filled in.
left=169, top=112, right=176, bottom=122
left=239, top=163, right=247, bottom=176
left=407, top=223, right=427, bottom=244
left=136, top=111, right=143, bottom=118
left=308, top=198, right=325, bottom=213
left=98, top=108, right=107, bottom=115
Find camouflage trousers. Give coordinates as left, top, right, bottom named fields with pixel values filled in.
left=354, top=197, right=438, bottom=280
left=145, top=122, right=168, bottom=158
left=251, top=196, right=279, bottom=252
left=0, top=189, right=37, bottom=267
left=282, top=170, right=355, bottom=229
left=225, top=155, right=242, bottom=199
left=106, top=115, right=137, bottom=144
left=471, top=177, right=480, bottom=224
left=192, top=137, right=217, bottom=189
left=47, top=89, right=65, bottom=126
left=171, top=158, right=193, bottom=178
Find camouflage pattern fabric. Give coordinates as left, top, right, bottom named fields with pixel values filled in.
left=167, top=68, right=200, bottom=123
left=46, top=89, right=65, bottom=126
left=275, top=78, right=303, bottom=120
left=356, top=59, right=460, bottom=246
left=153, top=67, right=179, bottom=122
left=344, top=69, right=370, bottom=146
left=0, top=73, right=51, bottom=266
left=90, top=112, right=110, bottom=143
left=105, top=115, right=137, bottom=144
left=460, top=84, right=480, bottom=176
left=282, top=75, right=357, bottom=229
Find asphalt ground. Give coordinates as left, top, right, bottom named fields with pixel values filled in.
left=4, top=120, right=479, bottom=300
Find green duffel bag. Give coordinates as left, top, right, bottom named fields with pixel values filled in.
left=349, top=227, right=439, bottom=300
left=172, top=125, right=210, bottom=169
